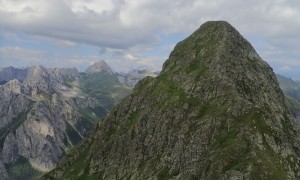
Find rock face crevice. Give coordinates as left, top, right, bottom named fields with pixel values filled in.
left=44, top=21, right=300, bottom=179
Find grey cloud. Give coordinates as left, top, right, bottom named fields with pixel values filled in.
left=1, top=0, right=300, bottom=50
left=0, top=46, right=47, bottom=67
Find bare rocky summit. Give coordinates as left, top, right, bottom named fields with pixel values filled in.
left=44, top=21, right=300, bottom=180
left=85, top=60, right=113, bottom=75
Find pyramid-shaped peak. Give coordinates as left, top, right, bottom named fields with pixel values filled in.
left=163, top=21, right=261, bottom=74
left=197, top=20, right=236, bottom=29
left=162, top=20, right=280, bottom=110
left=85, top=60, right=113, bottom=74
left=188, top=21, right=242, bottom=39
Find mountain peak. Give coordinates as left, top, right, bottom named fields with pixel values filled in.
left=161, top=20, right=278, bottom=104
left=85, top=60, right=113, bottom=74
left=163, top=20, right=256, bottom=74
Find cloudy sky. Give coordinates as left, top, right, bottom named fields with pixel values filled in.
left=0, top=0, right=299, bottom=79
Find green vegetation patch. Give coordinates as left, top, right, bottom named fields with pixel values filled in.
left=250, top=148, right=287, bottom=179
left=107, top=126, right=117, bottom=139
left=157, top=167, right=179, bottom=180
left=149, top=75, right=197, bottom=110
left=59, top=141, right=102, bottom=180
left=125, top=111, right=140, bottom=131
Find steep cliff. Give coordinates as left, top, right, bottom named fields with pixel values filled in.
left=44, top=21, right=300, bottom=180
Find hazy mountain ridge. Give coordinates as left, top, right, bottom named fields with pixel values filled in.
left=44, top=21, right=300, bottom=179
left=0, top=66, right=28, bottom=85
left=277, top=74, right=300, bottom=102
left=277, top=74, right=300, bottom=124
left=117, top=69, right=159, bottom=88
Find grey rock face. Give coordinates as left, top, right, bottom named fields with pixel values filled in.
left=2, top=133, right=18, bottom=164
left=2, top=100, right=84, bottom=172
left=44, top=21, right=300, bottom=180
left=0, top=161, right=8, bottom=180
left=0, top=80, right=32, bottom=137
left=23, top=66, right=79, bottom=96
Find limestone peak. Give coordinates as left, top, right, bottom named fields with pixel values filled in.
left=85, top=60, right=113, bottom=74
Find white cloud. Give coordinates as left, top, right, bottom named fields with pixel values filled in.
left=70, top=0, right=114, bottom=14
left=0, top=0, right=299, bottom=78
left=0, top=47, right=47, bottom=64
left=1, top=0, right=300, bottom=50
left=278, top=65, right=292, bottom=72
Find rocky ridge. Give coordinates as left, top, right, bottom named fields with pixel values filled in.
left=44, top=21, right=300, bottom=179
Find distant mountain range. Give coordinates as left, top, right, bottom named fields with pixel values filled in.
left=277, top=74, right=300, bottom=102
left=277, top=74, right=300, bottom=124
left=0, top=67, right=28, bottom=85
left=117, top=69, right=159, bottom=88
left=0, top=61, right=156, bottom=179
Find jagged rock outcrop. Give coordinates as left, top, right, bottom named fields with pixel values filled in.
left=44, top=21, right=300, bottom=180
left=85, top=60, right=113, bottom=75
